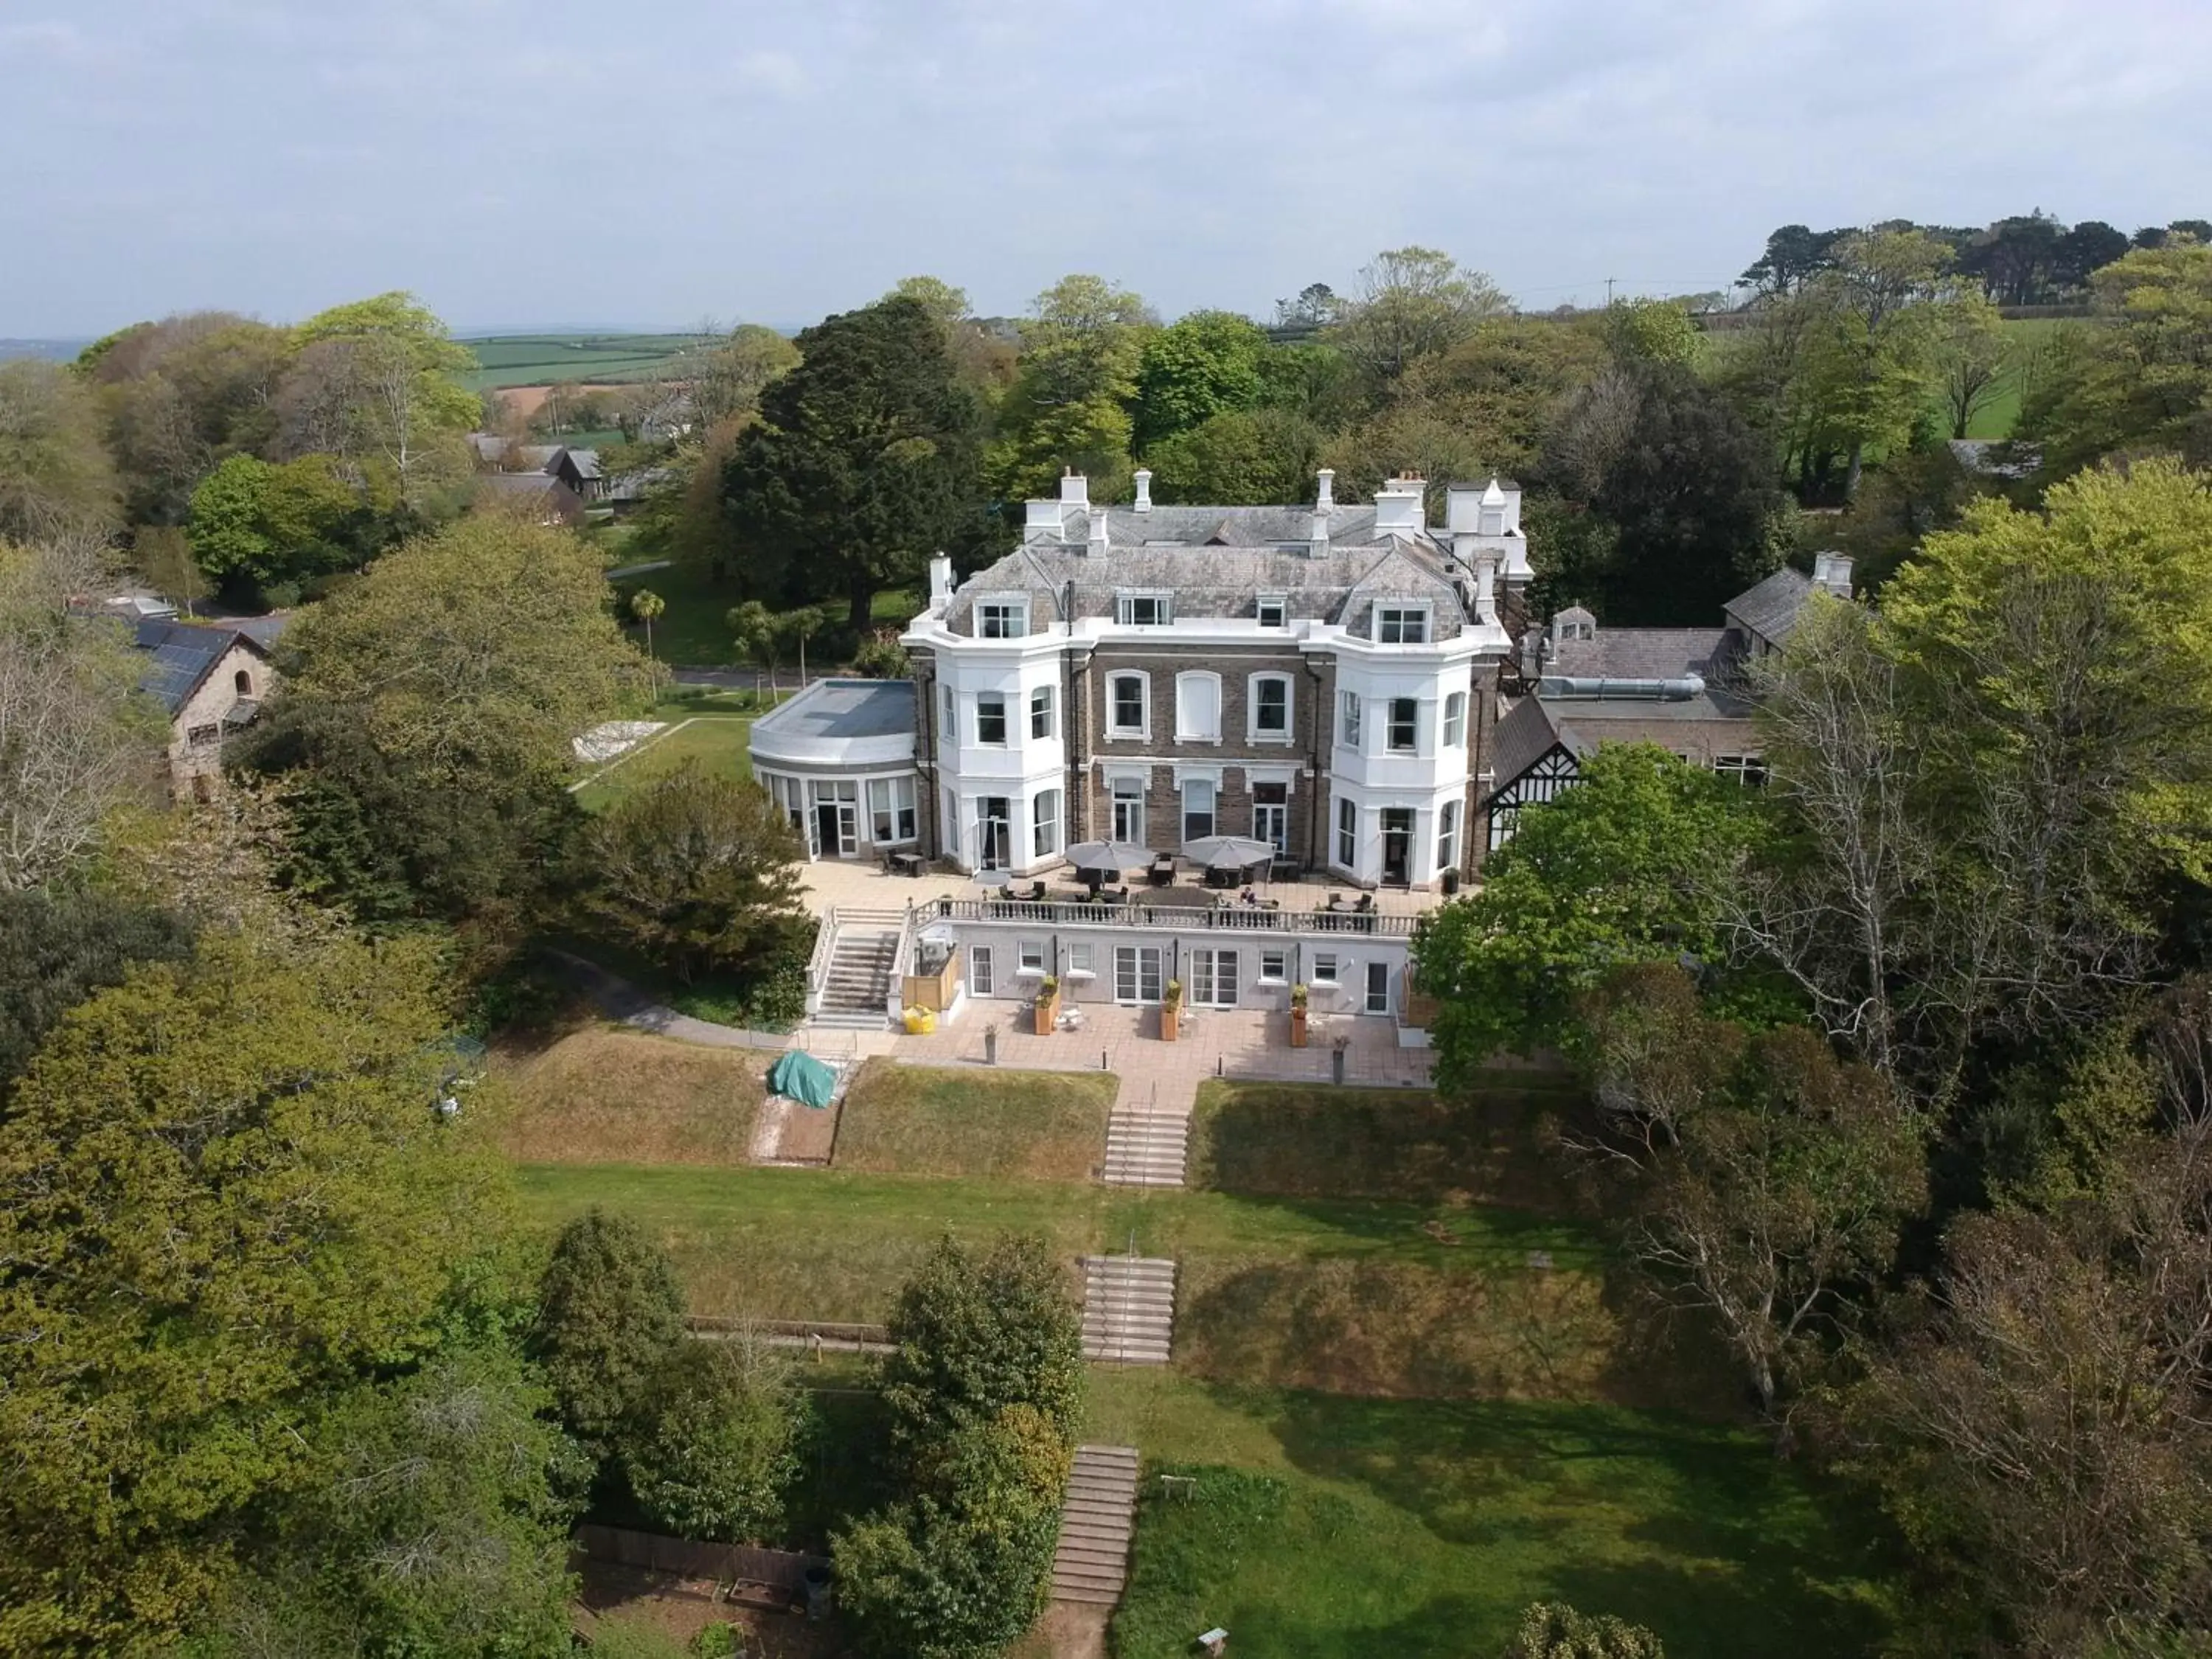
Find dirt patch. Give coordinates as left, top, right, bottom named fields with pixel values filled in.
left=574, top=1559, right=839, bottom=1656
left=490, top=382, right=633, bottom=420
left=495, top=1025, right=763, bottom=1165
left=1012, top=1600, right=1109, bottom=1659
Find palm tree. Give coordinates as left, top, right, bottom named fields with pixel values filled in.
left=630, top=588, right=665, bottom=661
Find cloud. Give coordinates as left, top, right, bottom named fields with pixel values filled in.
left=733, top=48, right=810, bottom=98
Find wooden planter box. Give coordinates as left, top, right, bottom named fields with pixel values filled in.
left=1290, top=1004, right=1309, bottom=1047
left=1032, top=990, right=1060, bottom=1035
left=1160, top=1001, right=1180, bottom=1042
left=901, top=947, right=959, bottom=1014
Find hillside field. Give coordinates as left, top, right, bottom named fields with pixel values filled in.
left=459, top=333, right=715, bottom=392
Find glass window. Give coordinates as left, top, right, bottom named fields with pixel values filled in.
left=1714, top=754, right=1768, bottom=785
left=1030, top=684, right=1054, bottom=739
left=1437, top=799, right=1460, bottom=874
left=1257, top=595, right=1287, bottom=628
left=1020, top=940, right=1044, bottom=972
left=939, top=684, right=956, bottom=742
left=970, top=945, right=995, bottom=997
left=978, top=600, right=1026, bottom=639
left=1336, top=798, right=1357, bottom=867
left=1068, top=942, right=1094, bottom=974
left=1259, top=948, right=1288, bottom=982
left=1377, top=606, right=1427, bottom=643
left=1032, top=788, right=1060, bottom=858
left=1388, top=698, right=1417, bottom=752
left=1252, top=780, right=1288, bottom=852
left=975, top=692, right=1007, bottom=745
left=1252, top=675, right=1290, bottom=740
left=1110, top=674, right=1147, bottom=737
left=1117, top=594, right=1172, bottom=626
left=1188, top=948, right=1239, bottom=1007
left=1111, top=776, right=1145, bottom=844
left=1338, top=690, right=1361, bottom=748
left=1176, top=672, right=1221, bottom=742
left=1366, top=960, right=1391, bottom=1013
left=1443, top=690, right=1467, bottom=748
left=1312, top=952, right=1338, bottom=985
left=867, top=775, right=917, bottom=843
left=1183, top=778, right=1215, bottom=842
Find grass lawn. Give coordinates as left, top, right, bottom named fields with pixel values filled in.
left=571, top=717, right=753, bottom=811
left=831, top=1060, right=1116, bottom=1181
left=1188, top=1076, right=1585, bottom=1209
left=493, top=1026, right=762, bottom=1167
left=1095, top=1372, right=1899, bottom=1659
left=461, top=333, right=714, bottom=392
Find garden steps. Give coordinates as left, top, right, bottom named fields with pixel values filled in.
left=811, top=916, right=901, bottom=1031
left=1102, top=1105, right=1190, bottom=1187
left=1051, top=1444, right=1140, bottom=1605
left=1079, top=1256, right=1176, bottom=1365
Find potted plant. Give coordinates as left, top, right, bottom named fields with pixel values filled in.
left=1032, top=975, right=1060, bottom=1035
left=1289, top=981, right=1310, bottom=1047
left=1160, top=978, right=1183, bottom=1043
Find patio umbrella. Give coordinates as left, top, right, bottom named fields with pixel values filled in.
left=1183, top=835, right=1276, bottom=872
left=1064, top=839, right=1152, bottom=875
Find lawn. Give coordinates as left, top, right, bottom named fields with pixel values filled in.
left=460, top=333, right=716, bottom=392
left=571, top=717, right=753, bottom=811
left=831, top=1060, right=1116, bottom=1181
left=1095, top=1373, right=1900, bottom=1659
left=493, top=1026, right=763, bottom=1167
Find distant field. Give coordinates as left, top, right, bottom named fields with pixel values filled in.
left=459, top=333, right=715, bottom=392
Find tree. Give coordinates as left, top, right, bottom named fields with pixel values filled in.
left=989, top=274, right=1155, bottom=501
left=630, top=586, right=665, bottom=662
left=1813, top=228, right=1956, bottom=499
left=1933, top=290, right=2012, bottom=439
left=1576, top=970, right=1927, bottom=1414
left=534, top=1208, right=688, bottom=1461
left=85, top=312, right=293, bottom=526
left=212, top=1344, right=582, bottom=1659
left=878, top=1234, right=1085, bottom=1463
left=0, top=358, right=120, bottom=539
left=1540, top=362, right=1790, bottom=625
left=624, top=1337, right=804, bottom=1543
left=2052, top=218, right=2132, bottom=292
left=1508, top=1601, right=1666, bottom=1658
left=1144, top=406, right=1326, bottom=504
left=0, top=886, right=192, bottom=1098
left=574, top=762, right=810, bottom=988
left=186, top=451, right=370, bottom=599
left=0, top=538, right=161, bottom=891
left=1414, top=745, right=1772, bottom=1087
left=276, top=291, right=479, bottom=506
left=0, top=931, right=520, bottom=1651
left=1328, top=247, right=1508, bottom=387
left=1739, top=224, right=1850, bottom=295
left=1131, top=310, right=1268, bottom=451
left=724, top=296, right=986, bottom=632
left=134, top=524, right=210, bottom=614
left=689, top=323, right=801, bottom=427
left=2023, top=240, right=2212, bottom=476
left=1604, top=299, right=1700, bottom=368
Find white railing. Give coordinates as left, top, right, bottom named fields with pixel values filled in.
left=886, top=902, right=918, bottom=1021
left=928, top=896, right=1417, bottom=939
left=803, top=905, right=838, bottom=1017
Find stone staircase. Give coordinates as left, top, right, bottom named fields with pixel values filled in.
left=810, top=908, right=903, bottom=1030
left=1050, top=1444, right=1140, bottom=1606
left=1102, top=1105, right=1189, bottom=1187
left=1079, top=1256, right=1177, bottom=1366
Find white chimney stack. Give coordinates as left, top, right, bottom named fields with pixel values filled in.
left=1133, top=469, right=1152, bottom=513
left=1316, top=467, right=1335, bottom=510
left=1812, top=552, right=1854, bottom=597
left=1059, top=469, right=1088, bottom=509
left=1374, top=473, right=1425, bottom=538
left=928, top=552, right=954, bottom=611
left=1024, top=498, right=1064, bottom=540
left=1088, top=506, right=1108, bottom=559
left=1307, top=507, right=1331, bottom=560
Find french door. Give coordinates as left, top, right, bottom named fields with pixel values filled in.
left=1113, top=945, right=1164, bottom=1004
left=1187, top=948, right=1239, bottom=1008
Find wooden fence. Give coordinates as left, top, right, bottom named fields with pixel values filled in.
left=574, top=1523, right=827, bottom=1596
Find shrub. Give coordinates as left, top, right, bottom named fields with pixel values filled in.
left=1508, top=1601, right=1666, bottom=1658
left=534, top=1208, right=687, bottom=1460
left=624, top=1338, right=804, bottom=1544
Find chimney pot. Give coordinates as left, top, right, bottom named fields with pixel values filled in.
left=1812, top=552, right=1854, bottom=597
left=1133, top=469, right=1152, bottom=513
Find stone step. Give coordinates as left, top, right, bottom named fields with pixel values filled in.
left=1051, top=1444, right=1139, bottom=1607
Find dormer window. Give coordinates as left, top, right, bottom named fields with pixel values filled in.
left=1376, top=605, right=1429, bottom=644
left=1256, top=595, right=1287, bottom=628
left=978, top=599, right=1027, bottom=639
left=1116, top=593, right=1172, bottom=627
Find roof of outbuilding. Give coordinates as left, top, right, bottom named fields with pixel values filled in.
left=1550, top=627, right=1737, bottom=682
left=563, top=448, right=602, bottom=480
left=130, top=618, right=265, bottom=714
left=1487, top=696, right=1568, bottom=790
left=1722, top=567, right=1815, bottom=646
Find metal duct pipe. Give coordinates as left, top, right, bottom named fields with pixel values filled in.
left=1537, top=674, right=1706, bottom=701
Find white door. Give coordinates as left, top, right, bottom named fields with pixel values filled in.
left=1188, top=948, right=1239, bottom=1007
left=1113, top=945, right=1164, bottom=1004
left=1365, top=959, right=1391, bottom=1015
left=970, top=946, right=995, bottom=998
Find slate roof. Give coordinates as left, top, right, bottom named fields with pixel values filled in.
left=563, top=448, right=602, bottom=481
left=130, top=619, right=262, bottom=714
left=1047, top=503, right=1391, bottom=549
left=1722, top=568, right=1815, bottom=647
left=1487, top=696, right=1567, bottom=787
left=1550, top=627, right=1736, bottom=682
left=751, top=678, right=917, bottom=742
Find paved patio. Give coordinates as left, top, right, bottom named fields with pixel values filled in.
left=799, top=857, right=1454, bottom=922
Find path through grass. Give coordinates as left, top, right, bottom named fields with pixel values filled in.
left=571, top=717, right=753, bottom=810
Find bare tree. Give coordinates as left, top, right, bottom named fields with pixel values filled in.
left=0, top=538, right=160, bottom=889
left=1330, top=247, right=1509, bottom=386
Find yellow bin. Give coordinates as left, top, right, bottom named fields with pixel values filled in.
left=902, top=1006, right=937, bottom=1035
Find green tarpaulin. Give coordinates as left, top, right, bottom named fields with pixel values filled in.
left=767, top=1049, right=838, bottom=1109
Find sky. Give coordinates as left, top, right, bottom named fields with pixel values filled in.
left=3, top=0, right=2208, bottom=338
